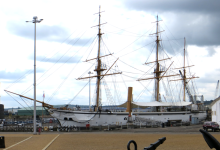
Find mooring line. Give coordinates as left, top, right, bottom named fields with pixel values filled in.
left=3, top=136, right=32, bottom=150
left=42, top=134, right=60, bottom=150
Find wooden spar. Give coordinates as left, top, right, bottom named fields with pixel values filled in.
left=173, top=65, right=194, bottom=70
left=84, top=53, right=113, bottom=62
left=126, top=87, right=133, bottom=116
left=151, top=20, right=163, bottom=23
left=159, top=61, right=174, bottom=81
left=4, top=90, right=53, bottom=109
left=149, top=30, right=165, bottom=35
left=77, top=72, right=122, bottom=80
left=100, top=58, right=119, bottom=80
left=169, top=76, right=199, bottom=82
left=185, top=77, right=199, bottom=83
left=91, top=22, right=107, bottom=28
left=137, top=74, right=179, bottom=81
left=144, top=57, right=172, bottom=65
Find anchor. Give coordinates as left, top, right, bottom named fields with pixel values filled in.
left=127, top=137, right=166, bottom=150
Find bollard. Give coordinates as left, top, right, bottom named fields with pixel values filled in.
left=38, top=127, right=41, bottom=135
left=0, top=136, right=5, bottom=148
left=162, top=123, right=165, bottom=128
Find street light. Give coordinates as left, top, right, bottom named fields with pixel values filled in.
left=88, top=71, right=93, bottom=111
left=26, top=16, right=43, bottom=135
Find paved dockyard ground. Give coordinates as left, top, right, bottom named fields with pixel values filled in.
left=0, top=125, right=220, bottom=150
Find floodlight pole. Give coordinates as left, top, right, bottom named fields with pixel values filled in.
left=88, top=71, right=93, bottom=111
left=26, top=16, right=43, bottom=135
left=34, top=18, right=37, bottom=135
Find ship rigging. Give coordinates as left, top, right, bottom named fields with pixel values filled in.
left=4, top=8, right=206, bottom=127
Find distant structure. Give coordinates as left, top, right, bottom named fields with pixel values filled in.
left=0, top=82, right=1, bottom=104
left=214, top=80, right=220, bottom=99
left=211, top=97, right=220, bottom=124
left=18, top=106, right=49, bottom=116
left=0, top=104, right=4, bottom=119
left=0, top=82, right=4, bottom=119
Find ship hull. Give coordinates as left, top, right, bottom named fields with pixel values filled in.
left=133, top=111, right=206, bottom=123
left=49, top=109, right=206, bottom=127
left=49, top=109, right=129, bottom=127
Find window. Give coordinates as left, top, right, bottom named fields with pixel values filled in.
left=212, top=111, right=216, bottom=116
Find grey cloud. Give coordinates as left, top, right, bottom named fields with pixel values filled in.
left=206, top=46, right=216, bottom=57
left=36, top=55, right=80, bottom=63
left=123, top=0, right=219, bottom=14
left=197, top=69, right=220, bottom=84
left=0, top=69, right=44, bottom=81
left=7, top=21, right=67, bottom=41
left=197, top=77, right=216, bottom=84
left=7, top=22, right=91, bottom=46
left=0, top=70, right=29, bottom=80
left=122, top=0, right=220, bottom=55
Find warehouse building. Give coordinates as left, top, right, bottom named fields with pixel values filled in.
left=18, top=106, right=49, bottom=116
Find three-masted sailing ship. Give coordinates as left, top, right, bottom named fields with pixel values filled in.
left=5, top=8, right=206, bottom=127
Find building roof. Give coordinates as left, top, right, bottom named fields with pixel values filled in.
left=18, top=106, right=47, bottom=111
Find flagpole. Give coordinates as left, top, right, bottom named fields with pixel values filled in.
left=42, top=91, right=44, bottom=127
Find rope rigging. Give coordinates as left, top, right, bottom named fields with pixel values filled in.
left=6, top=92, right=33, bottom=115
left=21, top=29, right=94, bottom=95
left=6, top=28, right=83, bottom=90
left=103, top=19, right=155, bottom=37
left=4, top=14, right=201, bottom=111
left=67, top=81, right=90, bottom=106
left=45, top=36, right=97, bottom=104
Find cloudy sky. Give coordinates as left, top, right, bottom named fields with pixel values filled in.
left=0, top=0, right=220, bottom=108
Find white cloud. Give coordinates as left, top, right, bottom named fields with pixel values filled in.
left=0, top=0, right=218, bottom=108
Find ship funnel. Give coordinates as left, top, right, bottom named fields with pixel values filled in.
left=126, top=87, right=133, bottom=116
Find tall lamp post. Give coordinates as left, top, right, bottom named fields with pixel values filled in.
left=26, top=16, right=43, bottom=135
left=88, top=71, right=93, bottom=111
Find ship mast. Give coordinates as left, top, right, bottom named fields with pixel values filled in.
left=183, top=37, right=186, bottom=102
left=155, top=15, right=160, bottom=103
left=77, top=6, right=121, bottom=111
left=170, top=38, right=199, bottom=103
left=95, top=6, right=103, bottom=111
left=137, top=16, right=179, bottom=112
